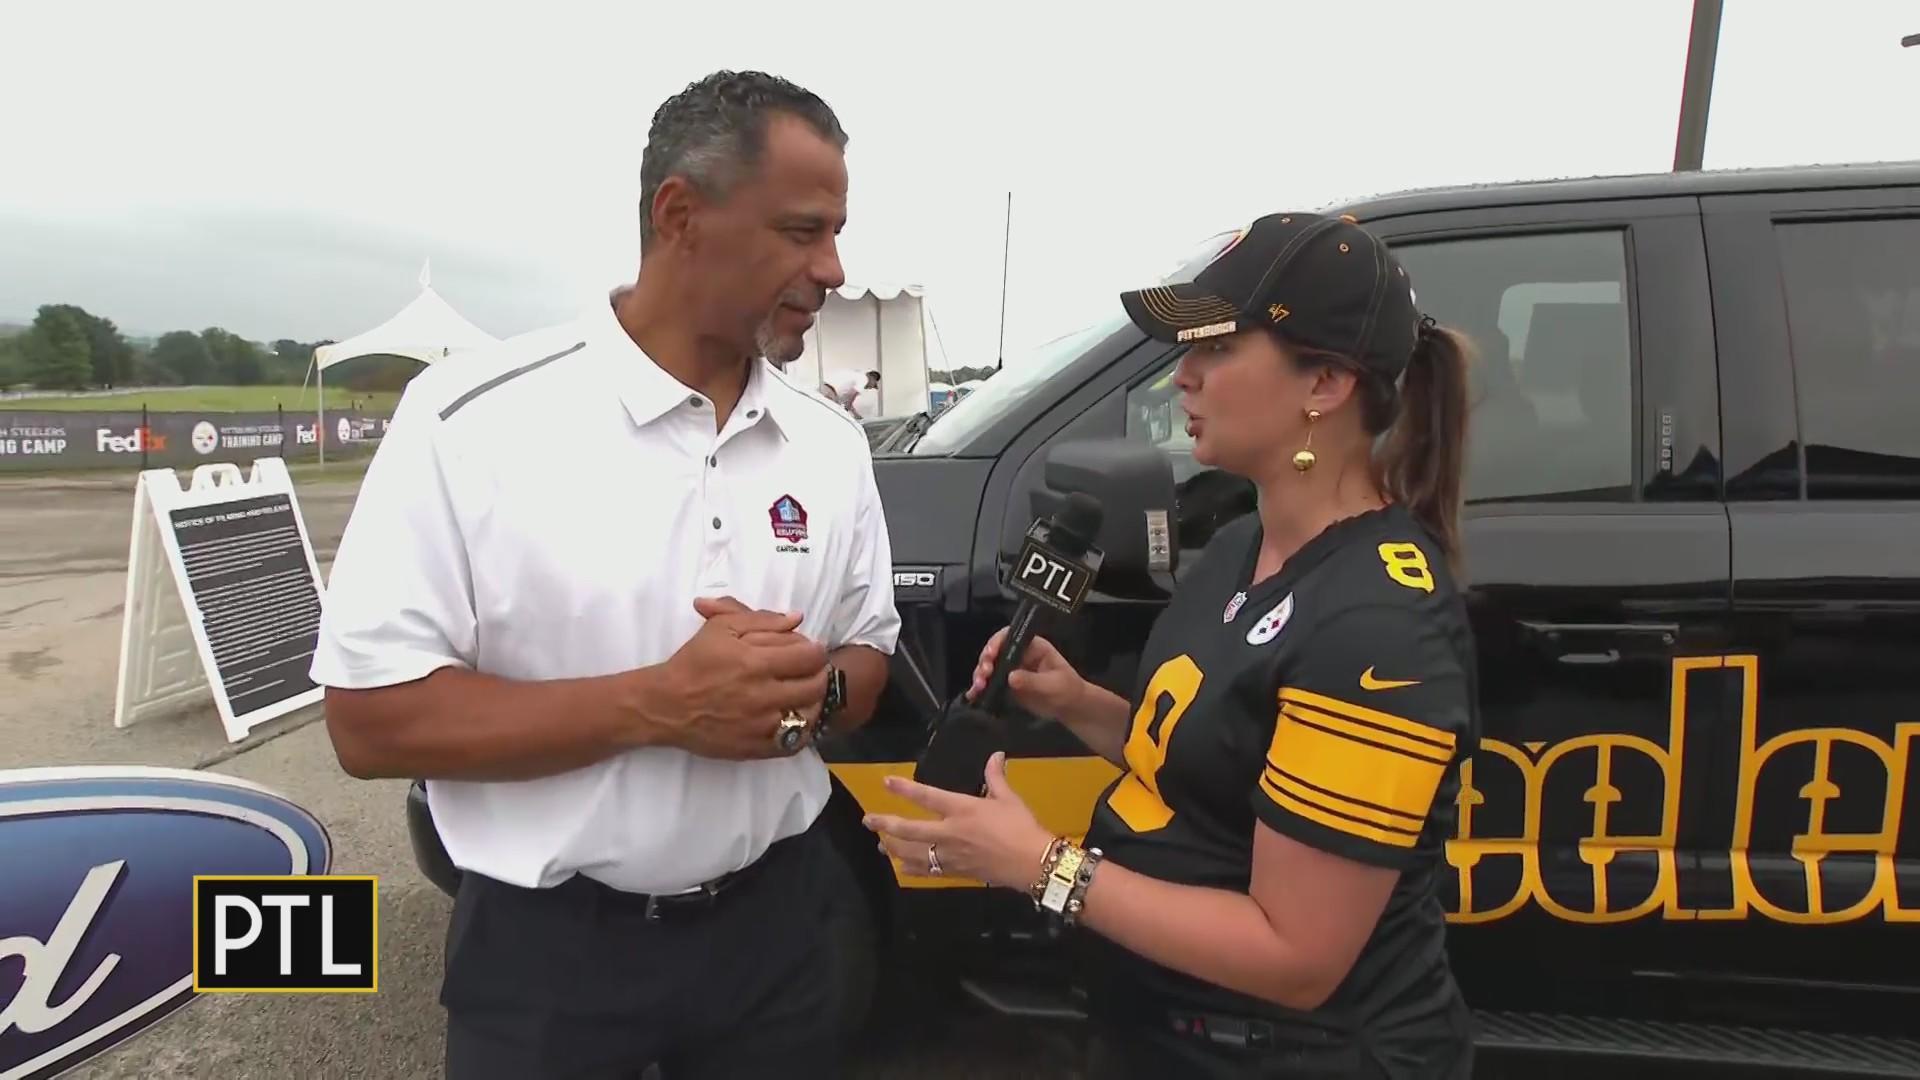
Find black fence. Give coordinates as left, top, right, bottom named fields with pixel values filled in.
left=0, top=408, right=392, bottom=472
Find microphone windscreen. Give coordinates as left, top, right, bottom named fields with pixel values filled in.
left=912, top=703, right=1004, bottom=795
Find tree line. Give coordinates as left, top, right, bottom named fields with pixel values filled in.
left=2, top=302, right=1001, bottom=397
left=0, top=303, right=349, bottom=392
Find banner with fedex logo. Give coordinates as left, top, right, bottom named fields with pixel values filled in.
left=0, top=410, right=393, bottom=471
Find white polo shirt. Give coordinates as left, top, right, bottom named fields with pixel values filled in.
left=310, top=291, right=901, bottom=895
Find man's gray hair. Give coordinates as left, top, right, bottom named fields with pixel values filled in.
left=638, top=70, right=848, bottom=252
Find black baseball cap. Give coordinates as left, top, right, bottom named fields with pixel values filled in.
left=1120, top=212, right=1425, bottom=381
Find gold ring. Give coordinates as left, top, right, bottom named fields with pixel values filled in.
left=927, top=844, right=943, bottom=876
left=776, top=709, right=808, bottom=752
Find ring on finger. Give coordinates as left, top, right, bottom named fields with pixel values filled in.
left=776, top=709, right=808, bottom=753
left=927, top=843, right=943, bottom=876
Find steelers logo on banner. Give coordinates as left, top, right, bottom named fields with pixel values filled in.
left=192, top=421, right=220, bottom=456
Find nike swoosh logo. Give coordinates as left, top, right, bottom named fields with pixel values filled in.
left=1360, top=667, right=1420, bottom=691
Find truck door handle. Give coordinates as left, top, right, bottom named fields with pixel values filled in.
left=1558, top=648, right=1622, bottom=666
left=1516, top=621, right=1679, bottom=666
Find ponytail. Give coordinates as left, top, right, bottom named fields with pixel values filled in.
left=1376, top=319, right=1472, bottom=573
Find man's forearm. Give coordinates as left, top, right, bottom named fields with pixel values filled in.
left=323, top=665, right=664, bottom=782
left=825, top=644, right=888, bottom=734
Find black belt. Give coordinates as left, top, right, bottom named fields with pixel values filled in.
left=562, top=829, right=803, bottom=922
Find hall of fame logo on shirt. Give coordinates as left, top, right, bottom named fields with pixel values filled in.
left=769, top=494, right=810, bottom=553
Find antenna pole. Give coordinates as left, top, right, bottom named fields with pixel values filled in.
left=1672, top=0, right=1724, bottom=171
left=996, top=191, right=1012, bottom=372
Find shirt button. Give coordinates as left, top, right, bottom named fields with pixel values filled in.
left=688, top=395, right=705, bottom=408
left=746, top=409, right=759, bottom=419
left=712, top=517, right=722, bottom=529
left=708, top=455, right=718, bottom=467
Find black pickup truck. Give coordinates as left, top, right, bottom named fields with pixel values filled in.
left=408, top=161, right=1920, bottom=1074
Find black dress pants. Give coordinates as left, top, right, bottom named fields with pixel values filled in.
left=440, top=818, right=845, bottom=1080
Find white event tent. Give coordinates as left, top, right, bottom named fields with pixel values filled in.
left=789, top=283, right=943, bottom=419
left=306, top=262, right=498, bottom=462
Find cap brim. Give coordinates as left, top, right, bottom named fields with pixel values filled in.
left=1119, top=283, right=1245, bottom=344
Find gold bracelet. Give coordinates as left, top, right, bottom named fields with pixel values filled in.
left=1034, top=838, right=1087, bottom=918
left=1030, top=836, right=1066, bottom=908
left=1062, top=846, right=1103, bottom=927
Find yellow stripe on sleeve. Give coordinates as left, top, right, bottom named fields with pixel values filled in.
left=1258, top=773, right=1424, bottom=848
left=1277, top=687, right=1458, bottom=754
left=1279, top=702, right=1452, bottom=766
left=1261, top=761, right=1426, bottom=834
left=1259, top=706, right=1450, bottom=844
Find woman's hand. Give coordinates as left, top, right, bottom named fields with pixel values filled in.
left=863, top=751, right=1056, bottom=891
left=966, top=628, right=1087, bottom=720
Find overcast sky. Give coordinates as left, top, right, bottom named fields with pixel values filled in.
left=3, top=0, right=1916, bottom=370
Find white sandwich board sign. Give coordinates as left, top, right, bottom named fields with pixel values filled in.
left=112, top=458, right=327, bottom=742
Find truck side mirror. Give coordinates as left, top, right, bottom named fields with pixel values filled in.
left=1032, top=438, right=1180, bottom=594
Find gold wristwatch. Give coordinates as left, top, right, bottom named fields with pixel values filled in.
left=1032, top=837, right=1102, bottom=925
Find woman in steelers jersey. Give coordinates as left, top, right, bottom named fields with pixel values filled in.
left=864, top=211, right=1480, bottom=1078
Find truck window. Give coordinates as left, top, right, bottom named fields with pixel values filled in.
left=1773, top=216, right=1920, bottom=499
left=911, top=316, right=1125, bottom=456
left=1124, top=363, right=1192, bottom=468
left=1123, top=356, right=1263, bottom=557
left=910, top=228, right=1250, bottom=457
left=1121, top=230, right=1639, bottom=506
left=1391, top=230, right=1636, bottom=503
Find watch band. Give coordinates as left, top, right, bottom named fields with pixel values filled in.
left=1038, top=843, right=1086, bottom=915
left=1029, top=836, right=1103, bottom=925
left=815, top=664, right=847, bottom=738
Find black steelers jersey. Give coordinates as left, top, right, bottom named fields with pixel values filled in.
left=1080, top=503, right=1479, bottom=1054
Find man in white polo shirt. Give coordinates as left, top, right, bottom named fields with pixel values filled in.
left=311, top=70, right=897, bottom=1079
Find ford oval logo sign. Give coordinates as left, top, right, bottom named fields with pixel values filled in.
left=0, top=766, right=331, bottom=1080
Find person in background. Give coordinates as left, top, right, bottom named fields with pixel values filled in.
left=851, top=369, right=880, bottom=419
left=818, top=369, right=858, bottom=414
left=864, top=212, right=1481, bottom=1078
left=312, top=69, right=898, bottom=1080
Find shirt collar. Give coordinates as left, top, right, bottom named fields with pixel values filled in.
left=588, top=289, right=790, bottom=441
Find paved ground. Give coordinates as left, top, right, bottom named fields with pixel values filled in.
left=0, top=466, right=1084, bottom=1080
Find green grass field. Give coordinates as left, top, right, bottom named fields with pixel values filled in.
left=13, top=385, right=402, bottom=414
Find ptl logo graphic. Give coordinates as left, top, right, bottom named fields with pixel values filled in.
left=192, top=876, right=377, bottom=992
left=0, top=767, right=332, bottom=1080
left=1008, top=538, right=1093, bottom=615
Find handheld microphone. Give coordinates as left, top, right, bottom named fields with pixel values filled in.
left=977, top=491, right=1105, bottom=715
left=913, top=492, right=1104, bottom=794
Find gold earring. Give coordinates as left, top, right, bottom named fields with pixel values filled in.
left=1293, top=409, right=1320, bottom=472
